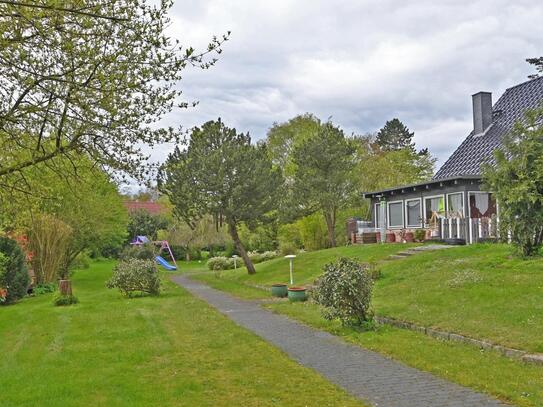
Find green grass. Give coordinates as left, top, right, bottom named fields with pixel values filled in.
left=0, top=260, right=364, bottom=407
left=192, top=243, right=419, bottom=298
left=374, top=243, right=543, bottom=352
left=265, top=301, right=543, bottom=407
left=187, top=243, right=543, bottom=406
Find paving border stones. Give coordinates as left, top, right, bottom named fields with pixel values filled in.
left=172, top=274, right=505, bottom=407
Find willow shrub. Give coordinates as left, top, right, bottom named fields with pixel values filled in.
left=313, top=257, right=374, bottom=326
left=29, top=214, right=73, bottom=283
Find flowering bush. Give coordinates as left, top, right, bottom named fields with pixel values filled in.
left=207, top=256, right=234, bottom=270
left=106, top=259, right=160, bottom=297
left=312, top=257, right=374, bottom=326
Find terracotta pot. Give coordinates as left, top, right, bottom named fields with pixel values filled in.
left=404, top=232, right=415, bottom=243
left=385, top=233, right=396, bottom=243
left=287, top=286, right=307, bottom=302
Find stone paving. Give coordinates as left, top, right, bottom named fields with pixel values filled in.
left=172, top=274, right=505, bottom=407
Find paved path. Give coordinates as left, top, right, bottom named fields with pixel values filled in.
left=172, top=275, right=505, bottom=407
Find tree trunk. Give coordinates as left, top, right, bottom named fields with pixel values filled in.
left=324, top=210, right=337, bottom=247
left=59, top=279, right=72, bottom=296
left=227, top=221, right=256, bottom=274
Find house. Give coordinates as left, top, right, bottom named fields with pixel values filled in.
left=123, top=201, right=166, bottom=216
left=363, top=76, right=543, bottom=244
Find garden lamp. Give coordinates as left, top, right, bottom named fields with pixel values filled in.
left=284, top=254, right=296, bottom=284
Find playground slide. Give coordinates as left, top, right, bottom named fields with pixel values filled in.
left=155, top=256, right=177, bottom=271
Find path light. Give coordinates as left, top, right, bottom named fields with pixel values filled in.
left=232, top=255, right=238, bottom=269
left=284, top=254, right=296, bottom=285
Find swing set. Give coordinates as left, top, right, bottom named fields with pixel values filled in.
left=131, top=236, right=177, bottom=271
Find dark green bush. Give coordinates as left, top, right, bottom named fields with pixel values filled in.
left=313, top=257, right=373, bottom=326
left=106, top=259, right=160, bottom=297
left=0, top=236, right=29, bottom=305
left=414, top=229, right=426, bottom=242
left=53, top=293, right=78, bottom=306
left=119, top=243, right=157, bottom=261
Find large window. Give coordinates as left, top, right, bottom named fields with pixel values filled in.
left=405, top=198, right=422, bottom=227
left=447, top=193, right=464, bottom=218
left=387, top=201, right=404, bottom=228
left=424, top=195, right=445, bottom=224
left=469, top=192, right=496, bottom=218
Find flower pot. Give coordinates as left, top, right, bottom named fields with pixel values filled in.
left=271, top=283, right=288, bottom=298
left=385, top=233, right=396, bottom=243
left=404, top=232, right=414, bottom=243
left=288, top=287, right=307, bottom=302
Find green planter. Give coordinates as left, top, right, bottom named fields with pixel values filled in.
left=288, top=287, right=307, bottom=302
left=271, top=283, right=288, bottom=298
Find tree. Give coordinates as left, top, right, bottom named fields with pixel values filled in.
left=127, top=210, right=168, bottom=242
left=267, top=114, right=321, bottom=177
left=483, top=107, right=543, bottom=256
left=291, top=121, right=356, bottom=247
left=376, top=118, right=416, bottom=152
left=351, top=132, right=435, bottom=194
left=527, top=56, right=543, bottom=79
left=159, top=119, right=283, bottom=274
left=0, top=155, right=128, bottom=271
left=0, top=1, right=228, bottom=181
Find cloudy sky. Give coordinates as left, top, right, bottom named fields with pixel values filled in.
left=153, top=0, right=543, bottom=168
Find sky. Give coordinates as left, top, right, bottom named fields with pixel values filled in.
left=149, top=0, right=543, bottom=169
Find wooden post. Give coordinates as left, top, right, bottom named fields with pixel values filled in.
left=59, top=280, right=72, bottom=296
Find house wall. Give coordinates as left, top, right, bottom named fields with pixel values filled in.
left=369, top=178, right=485, bottom=240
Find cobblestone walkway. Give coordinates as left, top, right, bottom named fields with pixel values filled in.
left=172, top=275, right=505, bottom=407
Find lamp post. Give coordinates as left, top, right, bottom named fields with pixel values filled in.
left=284, top=254, right=296, bottom=285
left=232, top=255, right=238, bottom=269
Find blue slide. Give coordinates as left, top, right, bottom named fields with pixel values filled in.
left=155, top=255, right=177, bottom=271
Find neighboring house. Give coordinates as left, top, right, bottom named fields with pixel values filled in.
left=363, top=76, right=543, bottom=244
left=123, top=201, right=166, bottom=216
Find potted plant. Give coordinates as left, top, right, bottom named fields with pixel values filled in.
left=288, top=286, right=307, bottom=302
left=271, top=283, right=288, bottom=298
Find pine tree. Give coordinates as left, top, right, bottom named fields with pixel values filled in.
left=375, top=119, right=416, bottom=152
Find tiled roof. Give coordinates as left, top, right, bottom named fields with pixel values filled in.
left=433, top=76, right=543, bottom=180
left=123, top=201, right=166, bottom=215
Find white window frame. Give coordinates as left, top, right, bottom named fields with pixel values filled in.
left=446, top=192, right=464, bottom=218
left=387, top=200, right=404, bottom=229
left=404, top=198, right=422, bottom=228
left=374, top=203, right=381, bottom=228
left=423, top=194, right=445, bottom=224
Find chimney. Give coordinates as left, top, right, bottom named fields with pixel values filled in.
left=472, top=91, right=492, bottom=135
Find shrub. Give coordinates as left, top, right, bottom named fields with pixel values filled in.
left=119, top=243, right=156, bottom=261
left=260, top=251, right=278, bottom=262
left=34, top=283, right=56, bottom=295
left=107, top=259, right=160, bottom=297
left=53, top=293, right=78, bottom=306
left=207, top=256, right=234, bottom=270
left=312, top=257, right=373, bottom=326
left=414, top=229, right=426, bottom=242
left=279, top=241, right=298, bottom=256
left=0, top=236, right=29, bottom=305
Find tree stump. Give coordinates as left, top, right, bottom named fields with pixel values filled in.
left=59, top=280, right=72, bottom=296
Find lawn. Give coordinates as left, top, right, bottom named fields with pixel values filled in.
left=192, top=243, right=420, bottom=298
left=188, top=243, right=543, bottom=406
left=0, top=260, right=363, bottom=407
left=374, top=243, right=543, bottom=352
left=266, top=301, right=543, bottom=407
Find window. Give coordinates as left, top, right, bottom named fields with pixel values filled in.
left=387, top=201, right=404, bottom=228
left=447, top=193, right=464, bottom=218
left=405, top=199, right=422, bottom=227
left=424, top=195, right=445, bottom=224
left=469, top=192, right=496, bottom=218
